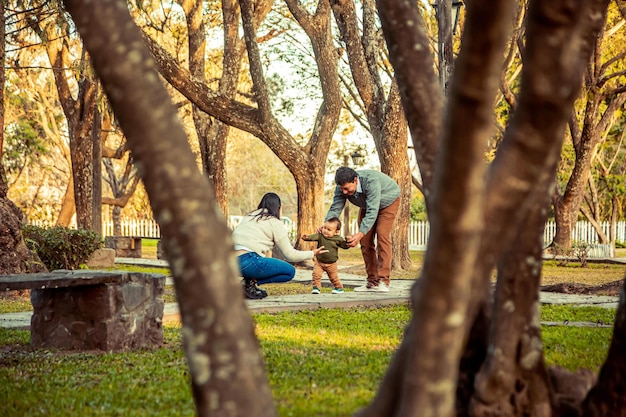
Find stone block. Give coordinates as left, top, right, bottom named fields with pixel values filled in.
left=157, top=240, right=166, bottom=260
left=104, top=236, right=142, bottom=258
left=29, top=272, right=166, bottom=351
left=86, top=248, right=116, bottom=268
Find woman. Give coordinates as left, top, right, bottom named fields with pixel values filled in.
left=232, top=193, right=327, bottom=299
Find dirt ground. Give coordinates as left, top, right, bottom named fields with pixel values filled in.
left=540, top=280, right=623, bottom=297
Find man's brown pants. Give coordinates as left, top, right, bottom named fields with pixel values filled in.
left=358, top=197, right=400, bottom=287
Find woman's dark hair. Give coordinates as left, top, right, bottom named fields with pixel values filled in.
left=335, top=166, right=357, bottom=185
left=253, top=192, right=281, bottom=221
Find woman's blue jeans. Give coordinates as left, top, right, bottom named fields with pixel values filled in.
left=237, top=252, right=296, bottom=285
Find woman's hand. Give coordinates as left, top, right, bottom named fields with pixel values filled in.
left=314, top=246, right=329, bottom=256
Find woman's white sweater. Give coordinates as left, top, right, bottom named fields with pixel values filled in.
left=232, top=209, right=314, bottom=263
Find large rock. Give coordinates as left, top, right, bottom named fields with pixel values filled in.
left=0, top=196, right=47, bottom=274
left=86, top=248, right=116, bottom=268
left=105, top=236, right=142, bottom=258
left=29, top=271, right=165, bottom=351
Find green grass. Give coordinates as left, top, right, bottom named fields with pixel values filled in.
left=0, top=295, right=32, bottom=313
left=0, top=305, right=618, bottom=417
left=541, top=304, right=615, bottom=325
left=0, top=249, right=621, bottom=415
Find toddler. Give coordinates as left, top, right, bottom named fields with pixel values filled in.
left=301, top=217, right=350, bottom=294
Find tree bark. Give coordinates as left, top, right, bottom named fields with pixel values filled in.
left=470, top=187, right=554, bottom=416
left=56, top=170, right=76, bottom=227
left=551, top=24, right=626, bottom=250
left=0, top=4, right=46, bottom=274
left=144, top=0, right=342, bottom=245
left=331, top=0, right=413, bottom=270
left=374, top=0, right=518, bottom=414
left=582, top=273, right=626, bottom=415
left=63, top=1, right=277, bottom=416
left=368, top=0, right=611, bottom=415
left=33, top=11, right=98, bottom=230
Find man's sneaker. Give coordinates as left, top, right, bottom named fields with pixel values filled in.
left=331, top=287, right=344, bottom=294
left=354, top=284, right=376, bottom=292
left=243, top=279, right=267, bottom=299
left=354, top=282, right=389, bottom=292
left=311, top=287, right=321, bottom=294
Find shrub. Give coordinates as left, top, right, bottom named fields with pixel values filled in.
left=22, top=225, right=103, bottom=270
left=571, top=241, right=591, bottom=268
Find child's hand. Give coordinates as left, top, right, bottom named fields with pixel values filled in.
left=301, top=234, right=309, bottom=240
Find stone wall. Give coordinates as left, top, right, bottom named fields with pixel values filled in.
left=105, top=236, right=142, bottom=258
left=30, top=272, right=165, bottom=351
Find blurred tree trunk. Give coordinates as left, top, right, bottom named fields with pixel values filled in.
left=64, top=1, right=277, bottom=416
left=363, top=1, right=620, bottom=416
left=64, top=0, right=626, bottom=417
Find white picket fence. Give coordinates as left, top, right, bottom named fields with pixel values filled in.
left=28, top=218, right=626, bottom=256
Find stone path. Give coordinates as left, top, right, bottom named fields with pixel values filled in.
left=0, top=257, right=621, bottom=330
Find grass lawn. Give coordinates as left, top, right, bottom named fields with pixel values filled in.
left=0, top=246, right=622, bottom=416
left=0, top=305, right=616, bottom=417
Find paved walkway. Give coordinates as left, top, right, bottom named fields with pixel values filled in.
left=0, top=257, right=622, bottom=329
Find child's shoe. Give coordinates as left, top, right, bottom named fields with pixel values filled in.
left=311, top=287, right=321, bottom=294
left=331, top=287, right=344, bottom=294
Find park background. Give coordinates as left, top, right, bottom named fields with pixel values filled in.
left=2, top=0, right=625, bottom=265
left=1, top=1, right=626, bottom=417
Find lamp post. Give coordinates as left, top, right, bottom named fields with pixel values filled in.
left=433, top=0, right=463, bottom=94
left=350, top=151, right=364, bottom=166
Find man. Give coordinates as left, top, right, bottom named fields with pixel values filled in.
left=324, top=167, right=400, bottom=292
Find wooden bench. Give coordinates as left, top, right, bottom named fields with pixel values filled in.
left=0, top=270, right=166, bottom=351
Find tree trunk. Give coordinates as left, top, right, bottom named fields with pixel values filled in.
left=470, top=191, right=554, bottom=416
left=378, top=90, right=412, bottom=270
left=37, top=13, right=98, bottom=231
left=0, top=188, right=48, bottom=274
left=0, top=4, right=46, bottom=274
left=70, top=91, right=95, bottom=230
left=552, top=196, right=575, bottom=249
left=581, top=273, right=626, bottom=415
left=56, top=174, right=75, bottom=227
left=63, top=2, right=278, bottom=416
left=182, top=0, right=225, bottom=217
left=366, top=1, right=612, bottom=415
left=551, top=38, right=626, bottom=250
left=112, top=206, right=122, bottom=236
left=293, top=167, right=326, bottom=249
left=330, top=0, right=414, bottom=269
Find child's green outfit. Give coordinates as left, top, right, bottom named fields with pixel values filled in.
left=302, top=233, right=350, bottom=293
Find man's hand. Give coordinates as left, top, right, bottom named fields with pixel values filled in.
left=346, top=232, right=364, bottom=248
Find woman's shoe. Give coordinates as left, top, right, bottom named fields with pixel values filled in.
left=242, top=279, right=267, bottom=299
